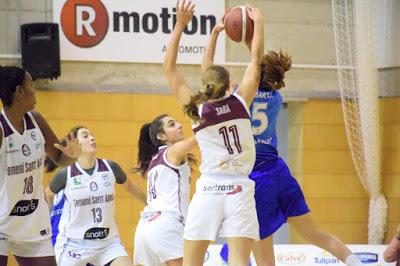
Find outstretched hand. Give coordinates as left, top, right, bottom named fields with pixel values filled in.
left=246, top=4, right=263, bottom=22
left=54, top=133, right=82, bottom=159
left=176, top=0, right=195, bottom=28
left=213, top=9, right=230, bottom=34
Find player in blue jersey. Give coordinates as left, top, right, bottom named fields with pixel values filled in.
left=202, top=17, right=363, bottom=266
left=44, top=147, right=66, bottom=246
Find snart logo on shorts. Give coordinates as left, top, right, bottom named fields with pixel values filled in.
left=84, top=227, right=109, bottom=240
left=10, top=199, right=39, bottom=216
left=202, top=184, right=242, bottom=195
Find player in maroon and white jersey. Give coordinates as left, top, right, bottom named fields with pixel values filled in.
left=163, top=1, right=264, bottom=265
left=133, top=114, right=196, bottom=266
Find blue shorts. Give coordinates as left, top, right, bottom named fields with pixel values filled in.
left=250, top=158, right=310, bottom=240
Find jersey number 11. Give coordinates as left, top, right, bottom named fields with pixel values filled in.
left=219, top=125, right=242, bottom=155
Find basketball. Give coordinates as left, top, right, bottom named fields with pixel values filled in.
left=224, top=6, right=254, bottom=43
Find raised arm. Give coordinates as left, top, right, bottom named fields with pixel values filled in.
left=201, top=14, right=226, bottom=73
left=32, top=111, right=81, bottom=167
left=245, top=24, right=263, bottom=60
left=163, top=0, right=195, bottom=107
left=236, top=5, right=264, bottom=106
left=166, top=136, right=197, bottom=166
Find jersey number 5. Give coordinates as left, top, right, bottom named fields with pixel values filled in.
left=251, top=102, right=269, bottom=136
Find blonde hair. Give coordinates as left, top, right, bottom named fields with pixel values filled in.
left=183, top=65, right=229, bottom=122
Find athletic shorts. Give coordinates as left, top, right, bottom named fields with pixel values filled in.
left=0, top=237, right=54, bottom=257
left=54, top=236, right=127, bottom=266
left=183, top=177, right=259, bottom=241
left=134, top=212, right=184, bottom=266
left=250, top=157, right=310, bottom=239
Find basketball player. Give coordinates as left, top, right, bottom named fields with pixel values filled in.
left=0, top=66, right=81, bottom=266
left=133, top=114, right=197, bottom=266
left=202, top=19, right=364, bottom=266
left=163, top=2, right=264, bottom=265
left=45, top=126, right=146, bottom=266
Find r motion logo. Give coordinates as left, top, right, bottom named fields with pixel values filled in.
left=59, top=0, right=216, bottom=48
left=61, top=0, right=109, bottom=48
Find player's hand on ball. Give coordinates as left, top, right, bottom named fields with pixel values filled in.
left=213, top=9, right=231, bottom=34
left=246, top=4, right=263, bottom=22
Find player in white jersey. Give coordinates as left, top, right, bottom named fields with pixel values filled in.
left=163, top=2, right=264, bottom=265
left=202, top=20, right=364, bottom=266
left=133, top=114, right=197, bottom=266
left=44, top=126, right=146, bottom=266
left=0, top=66, right=81, bottom=266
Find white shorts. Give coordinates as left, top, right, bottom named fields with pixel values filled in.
left=0, top=237, right=54, bottom=257
left=183, top=177, right=259, bottom=241
left=134, top=212, right=184, bottom=266
left=54, top=236, right=127, bottom=266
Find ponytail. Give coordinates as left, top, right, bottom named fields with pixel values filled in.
left=183, top=82, right=226, bottom=123
left=133, top=123, right=157, bottom=176
left=259, top=50, right=292, bottom=90
left=133, top=114, right=168, bottom=176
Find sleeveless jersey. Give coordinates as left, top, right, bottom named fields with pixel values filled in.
left=249, top=89, right=281, bottom=164
left=143, top=146, right=191, bottom=222
left=58, top=159, right=118, bottom=241
left=0, top=110, right=50, bottom=241
left=193, top=93, right=256, bottom=178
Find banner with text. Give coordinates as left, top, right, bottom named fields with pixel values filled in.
left=204, top=244, right=395, bottom=265
left=53, top=0, right=225, bottom=64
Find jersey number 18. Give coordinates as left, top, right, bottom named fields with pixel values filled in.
left=22, top=176, right=33, bottom=194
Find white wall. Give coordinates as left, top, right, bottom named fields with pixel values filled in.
left=0, top=0, right=398, bottom=97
